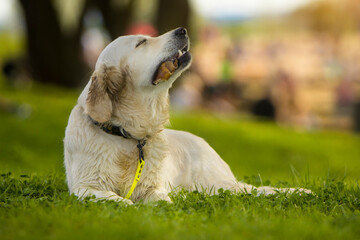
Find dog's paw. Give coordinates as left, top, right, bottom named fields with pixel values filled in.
left=108, top=195, right=134, bottom=205
left=89, top=194, right=134, bottom=205
left=144, top=191, right=172, bottom=203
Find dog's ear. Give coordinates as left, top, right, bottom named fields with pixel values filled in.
left=85, top=65, right=122, bottom=123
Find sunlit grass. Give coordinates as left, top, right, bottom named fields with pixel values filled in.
left=1, top=173, right=359, bottom=240
left=0, top=84, right=359, bottom=239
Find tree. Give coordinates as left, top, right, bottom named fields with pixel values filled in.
left=19, top=0, right=87, bottom=87
left=155, top=0, right=190, bottom=34
left=18, top=0, right=190, bottom=87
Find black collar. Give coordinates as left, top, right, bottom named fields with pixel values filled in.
left=89, top=116, right=133, bottom=139
left=89, top=116, right=147, bottom=161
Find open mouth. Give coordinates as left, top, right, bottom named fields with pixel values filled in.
left=152, top=44, right=191, bottom=85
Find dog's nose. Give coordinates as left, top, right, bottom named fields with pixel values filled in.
left=174, top=27, right=187, bottom=36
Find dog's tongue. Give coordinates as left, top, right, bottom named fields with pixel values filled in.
left=153, top=59, right=178, bottom=85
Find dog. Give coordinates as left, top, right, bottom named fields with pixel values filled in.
left=64, top=28, right=310, bottom=204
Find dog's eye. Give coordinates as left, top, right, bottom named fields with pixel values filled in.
left=135, top=39, right=147, bottom=48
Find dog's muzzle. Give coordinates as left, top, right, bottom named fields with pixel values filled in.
left=152, top=28, right=192, bottom=85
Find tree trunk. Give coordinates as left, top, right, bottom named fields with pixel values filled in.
left=18, top=0, right=88, bottom=87
left=95, top=0, right=136, bottom=39
left=155, top=0, right=190, bottom=34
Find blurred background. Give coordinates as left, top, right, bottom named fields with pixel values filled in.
left=0, top=0, right=359, bottom=180
left=1, top=0, right=360, bottom=131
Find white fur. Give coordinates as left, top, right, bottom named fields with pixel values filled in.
left=64, top=28, right=310, bottom=205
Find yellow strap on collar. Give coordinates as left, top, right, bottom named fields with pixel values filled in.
left=125, top=139, right=146, bottom=200
left=125, top=158, right=145, bottom=199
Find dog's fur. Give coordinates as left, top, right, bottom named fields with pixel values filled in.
left=64, top=28, right=309, bottom=204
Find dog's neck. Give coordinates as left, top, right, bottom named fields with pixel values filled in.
left=111, top=89, right=170, bottom=140
left=79, top=82, right=170, bottom=140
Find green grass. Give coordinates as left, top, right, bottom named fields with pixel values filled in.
left=0, top=84, right=360, bottom=240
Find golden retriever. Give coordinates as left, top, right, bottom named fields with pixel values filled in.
left=64, top=28, right=310, bottom=204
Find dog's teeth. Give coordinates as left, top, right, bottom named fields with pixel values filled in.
left=178, top=50, right=182, bottom=57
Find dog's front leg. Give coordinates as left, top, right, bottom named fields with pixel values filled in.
left=74, top=188, right=133, bottom=204
left=143, top=189, right=172, bottom=203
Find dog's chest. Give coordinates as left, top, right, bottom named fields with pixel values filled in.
left=113, top=136, right=169, bottom=198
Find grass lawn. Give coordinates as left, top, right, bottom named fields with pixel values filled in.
left=0, top=84, right=359, bottom=240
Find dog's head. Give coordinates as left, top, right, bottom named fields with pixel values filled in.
left=84, top=27, right=192, bottom=123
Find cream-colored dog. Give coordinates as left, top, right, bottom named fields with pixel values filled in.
left=64, top=28, right=309, bottom=204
